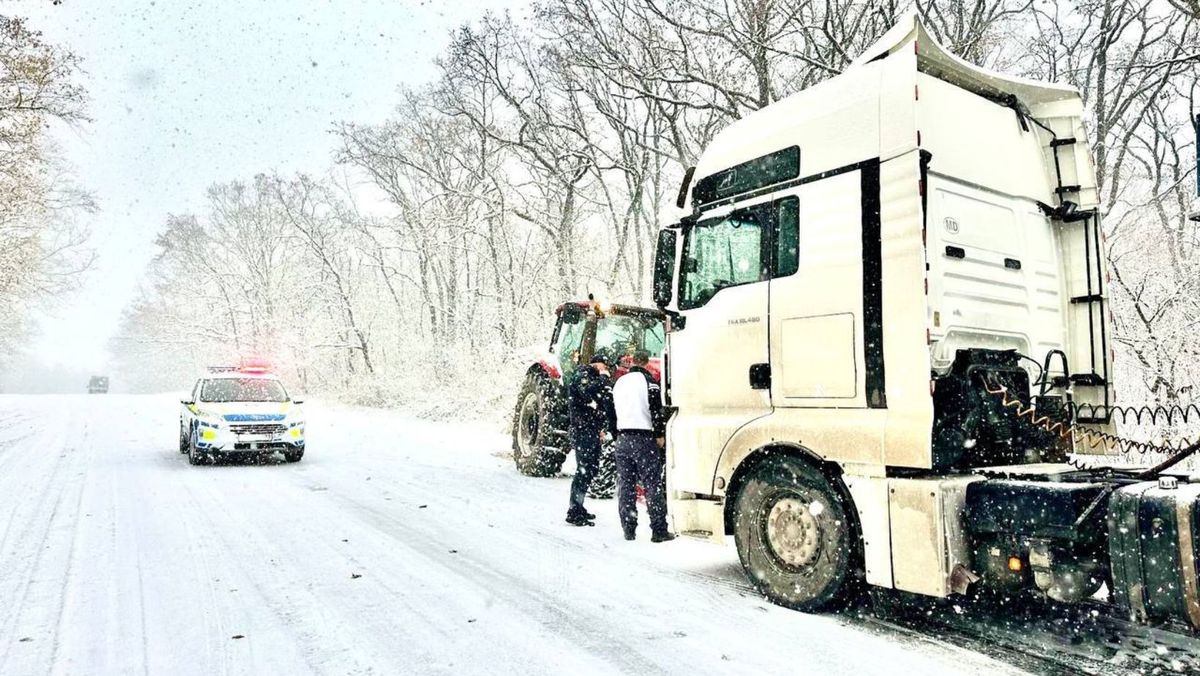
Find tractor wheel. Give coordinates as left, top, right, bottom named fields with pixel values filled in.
left=511, top=372, right=566, bottom=477
left=732, top=455, right=861, bottom=611
left=587, top=442, right=617, bottom=499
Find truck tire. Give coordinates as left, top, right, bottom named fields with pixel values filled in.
left=587, top=443, right=617, bottom=499
left=732, top=455, right=860, bottom=611
left=511, top=372, right=566, bottom=477
left=284, top=449, right=304, bottom=463
left=179, top=423, right=189, bottom=453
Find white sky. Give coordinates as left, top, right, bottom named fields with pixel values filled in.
left=6, top=0, right=528, bottom=374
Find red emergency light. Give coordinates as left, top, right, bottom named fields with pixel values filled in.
left=237, top=358, right=271, bottom=374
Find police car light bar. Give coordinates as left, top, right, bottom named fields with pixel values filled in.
left=237, top=358, right=271, bottom=374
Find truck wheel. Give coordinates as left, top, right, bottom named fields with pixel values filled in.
left=511, top=373, right=566, bottom=477
left=733, top=456, right=860, bottom=611
left=179, top=423, right=189, bottom=453
left=284, top=449, right=304, bottom=463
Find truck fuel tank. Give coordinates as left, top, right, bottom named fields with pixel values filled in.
left=1108, top=479, right=1200, bottom=631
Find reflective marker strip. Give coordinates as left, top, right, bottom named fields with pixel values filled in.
left=1177, top=496, right=1200, bottom=628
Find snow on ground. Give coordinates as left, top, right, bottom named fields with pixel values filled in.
left=0, top=394, right=1030, bottom=675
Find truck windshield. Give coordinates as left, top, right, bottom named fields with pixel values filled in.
left=200, top=378, right=288, bottom=403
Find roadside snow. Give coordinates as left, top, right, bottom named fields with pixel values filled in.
left=0, top=394, right=1029, bottom=675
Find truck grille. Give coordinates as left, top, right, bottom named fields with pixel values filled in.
left=230, top=423, right=286, bottom=436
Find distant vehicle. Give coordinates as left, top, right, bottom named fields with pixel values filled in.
left=87, top=376, right=109, bottom=394
left=178, top=361, right=305, bottom=465
left=511, top=299, right=665, bottom=493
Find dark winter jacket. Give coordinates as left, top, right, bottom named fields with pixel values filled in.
left=567, top=364, right=616, bottom=438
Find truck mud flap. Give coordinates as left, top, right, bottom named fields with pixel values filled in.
left=1107, top=481, right=1200, bottom=630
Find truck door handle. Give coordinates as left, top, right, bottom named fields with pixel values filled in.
left=749, top=363, right=771, bottom=390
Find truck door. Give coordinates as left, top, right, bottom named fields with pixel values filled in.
left=669, top=201, right=773, bottom=495
left=768, top=171, right=877, bottom=409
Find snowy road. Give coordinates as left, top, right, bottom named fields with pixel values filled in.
left=0, top=394, right=1043, bottom=675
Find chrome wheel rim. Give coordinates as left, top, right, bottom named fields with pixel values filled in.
left=765, top=497, right=823, bottom=568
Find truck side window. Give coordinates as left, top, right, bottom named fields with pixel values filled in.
left=680, top=204, right=769, bottom=310
left=774, top=196, right=799, bottom=277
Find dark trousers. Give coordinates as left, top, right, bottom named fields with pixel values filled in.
left=568, top=429, right=601, bottom=515
left=614, top=432, right=668, bottom=535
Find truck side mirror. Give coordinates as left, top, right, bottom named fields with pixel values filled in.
left=653, top=229, right=677, bottom=308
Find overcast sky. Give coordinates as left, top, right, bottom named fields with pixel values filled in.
left=5, top=0, right=527, bottom=382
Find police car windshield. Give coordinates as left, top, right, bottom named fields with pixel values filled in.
left=200, top=378, right=288, bottom=403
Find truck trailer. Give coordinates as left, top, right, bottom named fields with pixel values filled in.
left=651, top=16, right=1200, bottom=630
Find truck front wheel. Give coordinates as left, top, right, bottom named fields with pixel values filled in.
left=733, top=456, right=859, bottom=611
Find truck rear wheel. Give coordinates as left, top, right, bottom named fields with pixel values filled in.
left=512, top=373, right=566, bottom=477
left=733, top=456, right=859, bottom=611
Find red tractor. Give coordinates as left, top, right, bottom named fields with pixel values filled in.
left=511, top=300, right=665, bottom=497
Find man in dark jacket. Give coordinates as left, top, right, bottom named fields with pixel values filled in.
left=565, top=351, right=616, bottom=526
left=611, top=350, right=674, bottom=542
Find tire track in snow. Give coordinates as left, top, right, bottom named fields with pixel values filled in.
left=0, top=409, right=87, bottom=673
left=317, top=488, right=676, bottom=675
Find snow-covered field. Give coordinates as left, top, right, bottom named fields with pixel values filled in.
left=0, top=394, right=1038, bottom=675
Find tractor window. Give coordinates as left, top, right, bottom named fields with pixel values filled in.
left=679, top=204, right=769, bottom=310
left=555, top=317, right=586, bottom=376
left=595, top=316, right=665, bottom=360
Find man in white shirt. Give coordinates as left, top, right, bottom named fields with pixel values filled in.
left=611, top=350, right=674, bottom=542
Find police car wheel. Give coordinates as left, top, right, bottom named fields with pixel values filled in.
left=187, top=432, right=209, bottom=466
left=732, top=455, right=861, bottom=612
left=284, top=449, right=304, bottom=463
left=178, top=424, right=189, bottom=453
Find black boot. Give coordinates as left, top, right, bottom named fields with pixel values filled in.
left=622, top=525, right=636, bottom=541
left=651, top=532, right=676, bottom=543
left=566, top=508, right=595, bottom=527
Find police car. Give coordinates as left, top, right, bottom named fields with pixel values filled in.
left=178, top=363, right=305, bottom=465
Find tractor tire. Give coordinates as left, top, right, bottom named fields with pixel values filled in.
left=732, top=455, right=861, bottom=612
left=511, top=372, right=567, bottom=477
left=587, top=442, right=617, bottom=499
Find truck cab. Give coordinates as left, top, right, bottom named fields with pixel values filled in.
left=651, top=16, right=1146, bottom=615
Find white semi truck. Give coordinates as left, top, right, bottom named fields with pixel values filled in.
left=651, top=16, right=1200, bottom=629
